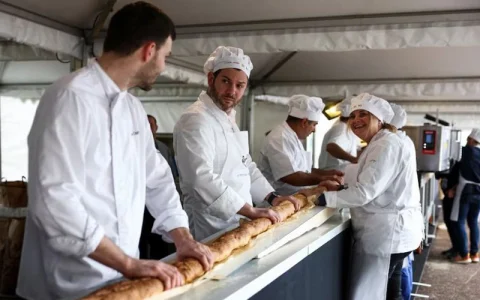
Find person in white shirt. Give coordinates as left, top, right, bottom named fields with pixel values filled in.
left=174, top=46, right=300, bottom=241
left=17, top=3, right=212, bottom=299
left=314, top=93, right=423, bottom=300
left=258, top=95, right=344, bottom=195
left=318, top=97, right=359, bottom=171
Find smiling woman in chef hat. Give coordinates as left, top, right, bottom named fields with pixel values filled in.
left=347, top=93, right=396, bottom=143
left=313, top=93, right=424, bottom=300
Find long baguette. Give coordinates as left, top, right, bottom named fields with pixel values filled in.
left=83, top=189, right=322, bottom=300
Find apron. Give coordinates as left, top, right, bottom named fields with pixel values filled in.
left=450, top=174, right=480, bottom=221
left=342, top=163, right=398, bottom=300
left=192, top=130, right=252, bottom=240
left=349, top=211, right=398, bottom=300
left=222, top=131, right=252, bottom=204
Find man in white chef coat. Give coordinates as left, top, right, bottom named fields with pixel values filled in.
left=173, top=46, right=301, bottom=241
left=17, top=2, right=212, bottom=299
left=258, top=95, right=344, bottom=195
left=318, top=97, right=359, bottom=171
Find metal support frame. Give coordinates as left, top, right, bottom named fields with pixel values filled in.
left=247, top=91, right=255, bottom=153
left=0, top=61, right=7, bottom=79
left=258, top=76, right=480, bottom=86
left=85, top=0, right=117, bottom=46
left=240, top=92, right=248, bottom=131
left=81, top=9, right=480, bottom=38
left=411, top=282, right=432, bottom=298
left=0, top=61, right=6, bottom=178
left=251, top=52, right=297, bottom=88
left=259, top=52, right=296, bottom=82
left=81, top=0, right=116, bottom=65
left=70, top=57, right=83, bottom=72
left=174, top=9, right=480, bottom=35
left=410, top=293, right=430, bottom=299
left=166, top=57, right=204, bottom=73
left=0, top=83, right=2, bottom=179
left=240, top=89, right=255, bottom=153
left=139, top=96, right=197, bottom=102
left=418, top=172, right=438, bottom=247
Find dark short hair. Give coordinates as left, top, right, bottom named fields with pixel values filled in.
left=212, top=69, right=246, bottom=81
left=147, top=114, right=157, bottom=123
left=286, top=115, right=316, bottom=124
left=103, top=1, right=176, bottom=56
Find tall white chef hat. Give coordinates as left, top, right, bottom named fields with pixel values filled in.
left=288, top=95, right=325, bottom=122
left=350, top=93, right=394, bottom=123
left=468, top=128, right=480, bottom=143
left=338, top=96, right=353, bottom=117
left=203, top=46, right=253, bottom=78
left=389, top=103, right=407, bottom=129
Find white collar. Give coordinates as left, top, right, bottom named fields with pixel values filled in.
left=199, top=91, right=237, bottom=124
left=91, top=60, right=126, bottom=101
left=283, top=121, right=304, bottom=147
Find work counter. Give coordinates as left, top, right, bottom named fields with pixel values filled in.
left=169, top=213, right=352, bottom=300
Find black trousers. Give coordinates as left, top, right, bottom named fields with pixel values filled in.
left=442, top=196, right=459, bottom=252
left=139, top=208, right=176, bottom=260
left=387, top=251, right=412, bottom=300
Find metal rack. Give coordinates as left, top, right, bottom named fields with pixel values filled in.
left=418, top=172, right=438, bottom=246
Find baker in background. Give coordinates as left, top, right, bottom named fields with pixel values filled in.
left=318, top=97, right=359, bottom=171
left=258, top=94, right=344, bottom=196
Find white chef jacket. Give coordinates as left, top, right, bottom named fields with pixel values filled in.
left=173, top=91, right=274, bottom=241
left=258, top=122, right=313, bottom=195
left=324, top=129, right=423, bottom=254
left=318, top=120, right=358, bottom=171
left=17, top=61, right=188, bottom=300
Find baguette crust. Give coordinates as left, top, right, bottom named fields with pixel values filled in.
left=83, top=191, right=320, bottom=300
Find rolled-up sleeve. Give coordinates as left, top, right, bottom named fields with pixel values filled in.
left=174, top=114, right=246, bottom=221
left=266, top=138, right=301, bottom=181
left=30, top=89, right=104, bottom=257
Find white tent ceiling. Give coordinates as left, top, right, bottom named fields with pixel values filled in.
left=266, top=47, right=480, bottom=81
left=0, top=0, right=479, bottom=129
left=2, top=0, right=479, bottom=29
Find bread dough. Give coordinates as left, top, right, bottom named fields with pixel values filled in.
left=83, top=191, right=319, bottom=299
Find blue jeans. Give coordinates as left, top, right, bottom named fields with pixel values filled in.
left=401, top=255, right=413, bottom=300
left=456, top=195, right=480, bottom=257
left=388, top=251, right=412, bottom=300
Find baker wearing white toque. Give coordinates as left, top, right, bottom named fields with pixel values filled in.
left=258, top=95, right=344, bottom=195
left=318, top=96, right=360, bottom=171
left=174, top=46, right=300, bottom=241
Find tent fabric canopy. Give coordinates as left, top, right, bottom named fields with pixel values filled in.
left=1, top=0, right=480, bottom=180
left=0, top=1, right=479, bottom=126
left=1, top=2, right=479, bottom=96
